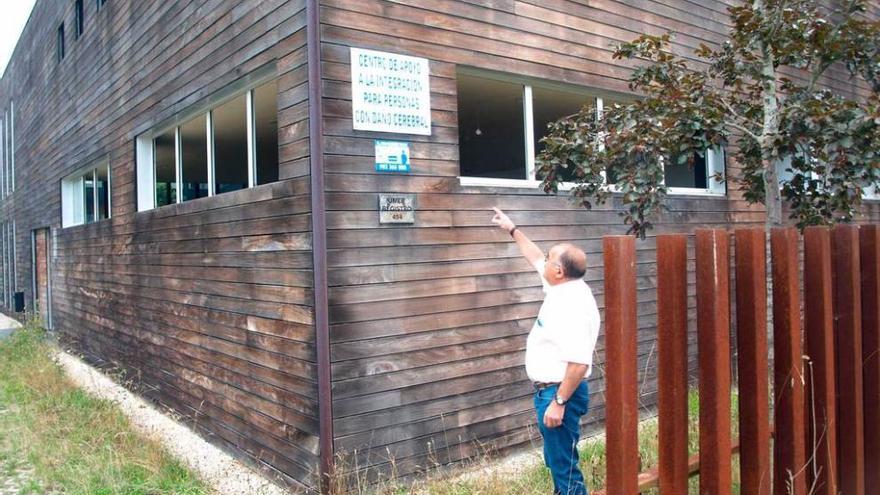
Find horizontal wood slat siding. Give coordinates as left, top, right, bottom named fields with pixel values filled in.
left=2, top=0, right=878, bottom=490
left=319, top=0, right=880, bottom=481
left=0, top=0, right=317, bottom=489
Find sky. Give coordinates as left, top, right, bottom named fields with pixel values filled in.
left=0, top=0, right=37, bottom=77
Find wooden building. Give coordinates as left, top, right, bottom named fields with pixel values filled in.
left=0, top=0, right=876, bottom=491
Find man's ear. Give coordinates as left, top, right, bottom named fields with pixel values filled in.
left=553, top=266, right=565, bottom=280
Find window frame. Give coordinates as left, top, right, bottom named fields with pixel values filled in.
left=61, top=160, right=111, bottom=228
left=0, top=104, right=13, bottom=198
left=1, top=111, right=5, bottom=199
left=75, top=0, right=84, bottom=39
left=457, top=70, right=605, bottom=189
left=135, top=76, right=278, bottom=212
left=8, top=102, right=13, bottom=194
left=456, top=69, right=726, bottom=197
left=57, top=24, right=65, bottom=62
left=661, top=146, right=727, bottom=197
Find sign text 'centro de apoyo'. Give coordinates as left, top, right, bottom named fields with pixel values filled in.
left=350, top=48, right=431, bottom=135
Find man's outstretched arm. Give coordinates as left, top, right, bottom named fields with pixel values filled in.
left=492, top=207, right=543, bottom=267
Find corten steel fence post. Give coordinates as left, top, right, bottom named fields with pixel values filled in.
left=603, top=235, right=638, bottom=494
left=771, top=228, right=808, bottom=495
left=656, top=235, right=689, bottom=493
left=803, top=226, right=838, bottom=495
left=695, top=229, right=731, bottom=495
left=832, top=225, right=865, bottom=495
left=861, top=225, right=880, bottom=493
left=734, top=229, right=771, bottom=495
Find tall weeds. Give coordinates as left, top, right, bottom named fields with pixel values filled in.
left=0, top=320, right=207, bottom=494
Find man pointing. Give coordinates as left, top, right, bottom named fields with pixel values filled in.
left=491, top=207, right=600, bottom=495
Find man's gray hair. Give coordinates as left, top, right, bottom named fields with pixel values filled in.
left=558, top=245, right=587, bottom=280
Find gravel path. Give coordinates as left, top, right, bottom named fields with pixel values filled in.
left=0, top=312, right=290, bottom=494
left=55, top=350, right=291, bottom=495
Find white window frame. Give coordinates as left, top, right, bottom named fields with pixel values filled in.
left=456, top=72, right=726, bottom=197
left=1, top=112, right=5, bottom=199
left=458, top=73, right=603, bottom=190
left=1, top=107, right=9, bottom=198
left=9, top=102, right=13, bottom=193
left=136, top=84, right=271, bottom=212
left=662, top=146, right=727, bottom=197
left=1, top=223, right=6, bottom=307
left=61, top=160, right=111, bottom=228
left=10, top=221, right=15, bottom=309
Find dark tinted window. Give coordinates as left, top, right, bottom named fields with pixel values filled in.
left=181, top=115, right=209, bottom=201
left=75, top=0, right=84, bottom=39
left=213, top=95, right=248, bottom=194
left=254, top=81, right=279, bottom=185
left=154, top=131, right=176, bottom=206
left=458, top=74, right=526, bottom=179
left=57, top=24, right=65, bottom=62
left=665, top=152, right=708, bottom=189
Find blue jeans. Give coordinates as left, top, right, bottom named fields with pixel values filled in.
left=535, top=381, right=590, bottom=495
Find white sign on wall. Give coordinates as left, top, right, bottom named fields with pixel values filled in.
left=350, top=48, right=431, bottom=136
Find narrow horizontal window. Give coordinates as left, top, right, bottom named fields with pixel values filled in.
left=136, top=79, right=280, bottom=211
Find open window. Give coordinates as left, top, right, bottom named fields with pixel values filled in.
left=457, top=71, right=603, bottom=185
left=61, top=160, right=111, bottom=228
left=664, top=147, right=726, bottom=195
left=136, top=80, right=279, bottom=212
left=456, top=70, right=726, bottom=196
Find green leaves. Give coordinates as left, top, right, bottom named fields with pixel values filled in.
left=536, top=0, right=879, bottom=238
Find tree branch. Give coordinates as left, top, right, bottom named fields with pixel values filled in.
left=718, top=97, right=761, bottom=140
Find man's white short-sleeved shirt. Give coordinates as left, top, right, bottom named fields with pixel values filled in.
left=525, top=260, right=601, bottom=383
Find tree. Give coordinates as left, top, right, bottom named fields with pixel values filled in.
left=536, top=0, right=880, bottom=238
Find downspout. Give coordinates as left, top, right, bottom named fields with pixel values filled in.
left=306, top=0, right=333, bottom=492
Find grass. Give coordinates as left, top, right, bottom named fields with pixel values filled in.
left=0, top=320, right=208, bottom=495
left=360, top=388, right=742, bottom=494
left=0, top=316, right=747, bottom=494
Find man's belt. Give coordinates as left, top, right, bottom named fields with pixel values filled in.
left=533, top=381, right=560, bottom=390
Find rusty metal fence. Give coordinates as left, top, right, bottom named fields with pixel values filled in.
left=599, top=226, right=880, bottom=494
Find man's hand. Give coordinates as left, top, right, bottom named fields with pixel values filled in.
left=493, top=207, right=544, bottom=265
left=543, top=402, right=565, bottom=428
left=491, top=207, right=515, bottom=232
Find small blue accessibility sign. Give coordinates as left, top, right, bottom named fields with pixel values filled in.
left=375, top=140, right=411, bottom=173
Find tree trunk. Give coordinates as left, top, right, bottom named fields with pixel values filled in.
left=759, top=34, right=783, bottom=228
